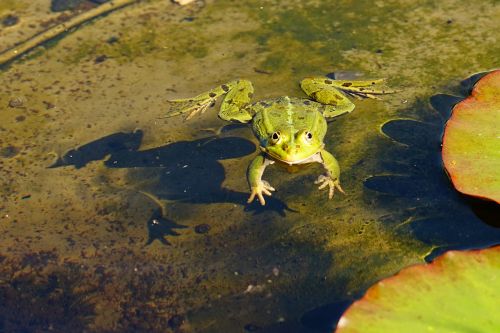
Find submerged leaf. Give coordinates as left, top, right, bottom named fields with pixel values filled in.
left=335, top=246, right=500, bottom=333
left=442, top=70, right=500, bottom=204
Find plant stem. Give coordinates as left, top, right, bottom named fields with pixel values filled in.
left=0, top=0, right=139, bottom=66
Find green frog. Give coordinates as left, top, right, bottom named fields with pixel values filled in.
left=166, top=76, right=393, bottom=205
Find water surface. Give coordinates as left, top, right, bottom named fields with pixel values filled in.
left=1, top=0, right=499, bottom=332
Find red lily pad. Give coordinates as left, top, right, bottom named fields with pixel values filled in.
left=442, top=70, right=500, bottom=204
left=335, top=246, right=500, bottom=332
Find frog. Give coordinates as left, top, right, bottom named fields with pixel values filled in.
left=166, top=76, right=393, bottom=206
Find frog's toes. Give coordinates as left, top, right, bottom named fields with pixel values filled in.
left=180, top=99, right=215, bottom=120
left=199, top=125, right=226, bottom=137
left=166, top=97, right=216, bottom=120
left=247, top=180, right=275, bottom=206
left=315, top=175, right=345, bottom=199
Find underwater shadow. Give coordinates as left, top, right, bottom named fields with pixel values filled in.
left=101, top=133, right=292, bottom=215
left=183, top=219, right=348, bottom=333
left=145, top=208, right=189, bottom=246
left=363, top=73, right=500, bottom=260
left=49, top=130, right=144, bottom=169
left=51, top=129, right=294, bottom=244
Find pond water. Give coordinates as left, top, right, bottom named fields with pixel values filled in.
left=0, top=0, right=499, bottom=332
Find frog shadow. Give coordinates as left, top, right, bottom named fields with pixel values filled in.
left=100, top=133, right=291, bottom=214
left=50, top=129, right=293, bottom=244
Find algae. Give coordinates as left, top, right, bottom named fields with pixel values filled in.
left=0, top=0, right=499, bottom=332
left=0, top=0, right=27, bottom=15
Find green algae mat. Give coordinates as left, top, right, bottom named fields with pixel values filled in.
left=1, top=0, right=499, bottom=332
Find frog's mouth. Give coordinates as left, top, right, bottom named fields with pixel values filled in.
left=260, top=145, right=323, bottom=165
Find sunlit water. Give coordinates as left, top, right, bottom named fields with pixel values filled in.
left=1, top=0, right=499, bottom=332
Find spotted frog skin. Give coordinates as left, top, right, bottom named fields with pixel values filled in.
left=167, top=77, right=393, bottom=205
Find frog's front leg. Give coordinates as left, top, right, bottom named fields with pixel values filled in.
left=314, top=149, right=345, bottom=199
left=300, top=77, right=395, bottom=118
left=167, top=79, right=255, bottom=123
left=247, top=154, right=275, bottom=205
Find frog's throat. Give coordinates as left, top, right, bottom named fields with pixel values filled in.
left=259, top=144, right=324, bottom=166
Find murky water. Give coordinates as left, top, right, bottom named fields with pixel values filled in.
left=1, top=0, right=499, bottom=332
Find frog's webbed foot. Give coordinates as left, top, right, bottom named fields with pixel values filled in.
left=332, top=78, right=398, bottom=100
left=302, top=77, right=396, bottom=100
left=315, top=174, right=345, bottom=199
left=166, top=95, right=217, bottom=120
left=165, top=82, right=235, bottom=120
left=247, top=180, right=275, bottom=206
left=165, top=80, right=255, bottom=123
left=300, top=77, right=397, bottom=118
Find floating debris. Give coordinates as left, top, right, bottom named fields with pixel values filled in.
left=244, top=284, right=265, bottom=294
left=8, top=97, right=26, bottom=108
left=0, top=146, right=20, bottom=158
left=172, top=0, right=197, bottom=5
left=1, top=14, right=19, bottom=27
left=94, top=54, right=108, bottom=63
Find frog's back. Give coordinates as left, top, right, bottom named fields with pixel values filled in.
left=251, top=96, right=327, bottom=141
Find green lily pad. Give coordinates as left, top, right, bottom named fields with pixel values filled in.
left=442, top=70, right=500, bottom=204
left=335, top=245, right=500, bottom=332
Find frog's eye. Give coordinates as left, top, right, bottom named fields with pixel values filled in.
left=304, top=131, right=313, bottom=142
left=270, top=131, right=281, bottom=143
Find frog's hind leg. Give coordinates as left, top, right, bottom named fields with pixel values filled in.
left=300, top=77, right=395, bottom=118
left=167, top=82, right=233, bottom=120
left=167, top=79, right=254, bottom=123
left=328, top=78, right=396, bottom=99
left=300, top=77, right=356, bottom=118
left=218, top=80, right=255, bottom=123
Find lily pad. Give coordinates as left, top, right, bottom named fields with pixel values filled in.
left=442, top=70, right=500, bottom=204
left=335, top=245, right=500, bottom=332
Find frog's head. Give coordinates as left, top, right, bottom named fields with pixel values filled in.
left=261, top=128, right=324, bottom=165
